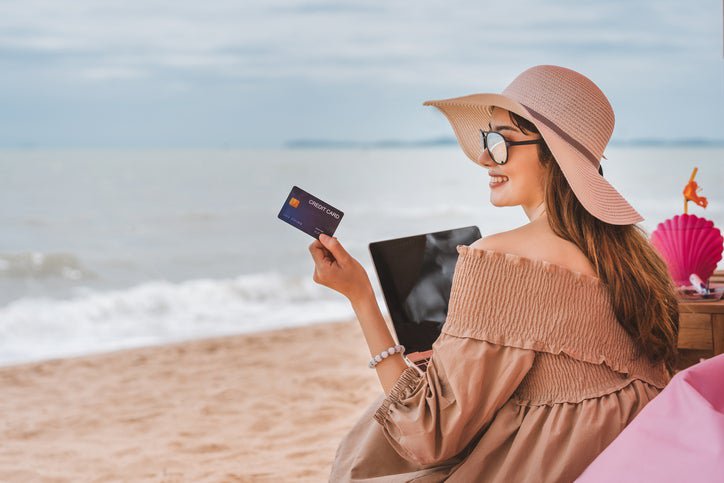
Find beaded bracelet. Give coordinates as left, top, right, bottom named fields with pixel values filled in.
left=368, top=344, right=405, bottom=369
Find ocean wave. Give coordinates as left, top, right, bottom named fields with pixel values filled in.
left=0, top=271, right=369, bottom=367
left=0, top=252, right=97, bottom=280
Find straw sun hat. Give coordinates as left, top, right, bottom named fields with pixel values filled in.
left=423, top=64, right=643, bottom=225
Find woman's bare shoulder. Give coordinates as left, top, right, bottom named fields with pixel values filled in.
left=470, top=225, right=597, bottom=277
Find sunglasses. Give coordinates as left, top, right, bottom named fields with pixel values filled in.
left=479, top=129, right=544, bottom=165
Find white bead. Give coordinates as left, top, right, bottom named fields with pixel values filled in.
left=369, top=344, right=407, bottom=369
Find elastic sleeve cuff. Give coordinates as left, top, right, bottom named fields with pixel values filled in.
left=373, top=365, right=424, bottom=426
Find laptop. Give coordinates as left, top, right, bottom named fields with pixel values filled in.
left=368, top=226, right=481, bottom=371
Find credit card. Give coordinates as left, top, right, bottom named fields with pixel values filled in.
left=277, top=185, right=344, bottom=239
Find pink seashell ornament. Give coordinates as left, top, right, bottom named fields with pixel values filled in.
left=650, top=214, right=723, bottom=287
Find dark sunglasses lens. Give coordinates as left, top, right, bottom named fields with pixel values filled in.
left=487, top=132, right=507, bottom=164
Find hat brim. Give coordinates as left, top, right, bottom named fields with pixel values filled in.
left=423, top=93, right=643, bottom=225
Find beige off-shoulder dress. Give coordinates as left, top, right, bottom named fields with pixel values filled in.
left=328, top=245, right=671, bottom=483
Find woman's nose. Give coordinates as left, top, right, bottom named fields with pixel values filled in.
left=477, top=148, right=495, bottom=167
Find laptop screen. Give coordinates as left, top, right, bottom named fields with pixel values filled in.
left=368, top=225, right=481, bottom=358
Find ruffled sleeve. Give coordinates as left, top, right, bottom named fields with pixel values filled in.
left=372, top=331, right=536, bottom=467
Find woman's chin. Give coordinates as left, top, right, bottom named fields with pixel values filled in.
left=489, top=195, right=520, bottom=208
left=488, top=195, right=506, bottom=207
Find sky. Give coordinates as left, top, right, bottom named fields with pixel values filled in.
left=0, top=0, right=722, bottom=148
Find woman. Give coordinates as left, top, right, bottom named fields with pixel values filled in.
left=309, top=65, right=679, bottom=482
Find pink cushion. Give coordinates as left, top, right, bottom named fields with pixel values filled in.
left=577, top=353, right=724, bottom=482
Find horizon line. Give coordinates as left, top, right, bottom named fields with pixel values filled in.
left=2, top=136, right=724, bottom=150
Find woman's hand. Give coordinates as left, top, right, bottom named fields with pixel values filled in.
left=309, top=234, right=372, bottom=303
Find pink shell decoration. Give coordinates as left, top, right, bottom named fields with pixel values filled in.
left=650, top=214, right=723, bottom=286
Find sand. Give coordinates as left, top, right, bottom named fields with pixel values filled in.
left=0, top=318, right=384, bottom=482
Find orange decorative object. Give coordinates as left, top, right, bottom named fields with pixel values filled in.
left=683, top=167, right=708, bottom=213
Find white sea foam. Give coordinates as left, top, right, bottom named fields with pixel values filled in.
left=0, top=251, right=96, bottom=280
left=0, top=270, right=373, bottom=367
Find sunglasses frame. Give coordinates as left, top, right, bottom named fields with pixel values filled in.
left=479, top=129, right=544, bottom=165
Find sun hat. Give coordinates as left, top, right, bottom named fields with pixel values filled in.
left=423, top=64, right=643, bottom=225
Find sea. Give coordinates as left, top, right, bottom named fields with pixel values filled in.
left=1, top=147, right=722, bottom=367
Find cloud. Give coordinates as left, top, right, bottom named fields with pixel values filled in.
left=0, top=0, right=716, bottom=86
left=0, top=0, right=720, bottom=147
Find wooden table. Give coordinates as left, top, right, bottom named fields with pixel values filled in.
left=676, top=270, right=724, bottom=370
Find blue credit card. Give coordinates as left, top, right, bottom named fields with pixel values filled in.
left=277, top=185, right=344, bottom=239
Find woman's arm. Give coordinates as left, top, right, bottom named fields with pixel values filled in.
left=309, top=234, right=537, bottom=466
left=308, top=234, right=410, bottom=394
left=349, top=285, right=411, bottom=396
left=374, top=333, right=536, bottom=466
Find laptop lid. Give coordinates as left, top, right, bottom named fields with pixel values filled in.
left=368, top=226, right=481, bottom=363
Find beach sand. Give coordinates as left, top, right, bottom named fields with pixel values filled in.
left=0, top=317, right=384, bottom=482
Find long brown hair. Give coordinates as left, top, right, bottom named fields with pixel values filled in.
left=498, top=107, right=680, bottom=376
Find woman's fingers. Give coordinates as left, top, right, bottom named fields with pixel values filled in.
left=309, top=242, right=336, bottom=288
left=308, top=240, right=325, bottom=264
left=318, top=234, right=348, bottom=264
left=309, top=239, right=335, bottom=267
left=309, top=236, right=370, bottom=300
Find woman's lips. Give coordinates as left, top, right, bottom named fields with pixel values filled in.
left=489, top=176, right=509, bottom=188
